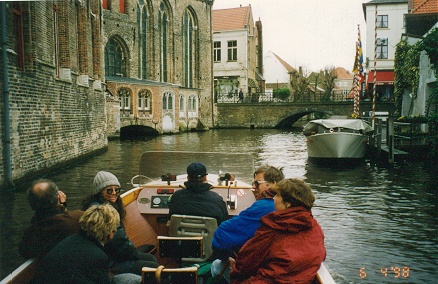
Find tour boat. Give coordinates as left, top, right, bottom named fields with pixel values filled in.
left=303, top=119, right=373, bottom=160
left=1, top=151, right=335, bottom=284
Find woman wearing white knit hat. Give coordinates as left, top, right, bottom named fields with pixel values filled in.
left=82, top=171, right=159, bottom=276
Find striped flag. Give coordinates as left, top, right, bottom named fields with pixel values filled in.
left=352, top=25, right=363, bottom=117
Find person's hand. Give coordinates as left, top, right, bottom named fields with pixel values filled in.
left=228, top=257, right=235, bottom=271
left=58, top=190, right=67, bottom=204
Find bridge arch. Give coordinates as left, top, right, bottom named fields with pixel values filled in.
left=120, top=125, right=159, bottom=139
left=274, top=110, right=332, bottom=129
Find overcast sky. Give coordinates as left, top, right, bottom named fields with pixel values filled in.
left=213, top=0, right=369, bottom=73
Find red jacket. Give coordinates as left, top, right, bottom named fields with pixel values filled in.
left=230, top=206, right=326, bottom=284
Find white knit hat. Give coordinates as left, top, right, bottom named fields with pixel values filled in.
left=93, top=171, right=121, bottom=195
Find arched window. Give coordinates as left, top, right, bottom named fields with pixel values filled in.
left=162, top=91, right=173, bottom=111
left=119, top=88, right=131, bottom=117
left=179, top=95, right=186, bottom=118
left=183, top=9, right=196, bottom=88
left=160, top=2, right=168, bottom=82
left=138, top=90, right=151, bottom=115
left=137, top=3, right=148, bottom=79
left=188, top=95, right=198, bottom=118
left=105, top=37, right=125, bottom=77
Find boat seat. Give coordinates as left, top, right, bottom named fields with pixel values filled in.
left=168, top=214, right=218, bottom=263
left=142, top=266, right=198, bottom=284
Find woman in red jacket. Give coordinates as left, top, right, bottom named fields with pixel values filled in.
left=229, top=178, right=326, bottom=284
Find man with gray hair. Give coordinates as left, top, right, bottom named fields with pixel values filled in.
left=19, top=179, right=83, bottom=259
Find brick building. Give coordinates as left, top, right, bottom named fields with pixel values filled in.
left=103, top=0, right=215, bottom=135
left=0, top=0, right=215, bottom=187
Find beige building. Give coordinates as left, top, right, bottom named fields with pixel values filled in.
left=212, top=5, right=264, bottom=103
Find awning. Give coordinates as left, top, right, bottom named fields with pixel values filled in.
left=367, top=71, right=394, bottom=85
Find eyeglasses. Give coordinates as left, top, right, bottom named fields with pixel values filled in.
left=105, top=187, right=121, bottom=194
left=252, top=180, right=268, bottom=187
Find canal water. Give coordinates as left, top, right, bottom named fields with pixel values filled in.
left=1, top=129, right=437, bottom=283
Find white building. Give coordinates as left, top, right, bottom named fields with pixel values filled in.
left=363, top=0, right=408, bottom=101
left=263, top=51, right=296, bottom=95
left=213, top=5, right=264, bottom=103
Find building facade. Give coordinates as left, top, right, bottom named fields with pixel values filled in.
left=103, top=0, right=214, bottom=134
left=212, top=5, right=264, bottom=103
left=363, top=0, right=408, bottom=101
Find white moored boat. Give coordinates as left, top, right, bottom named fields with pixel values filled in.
left=304, top=119, right=373, bottom=160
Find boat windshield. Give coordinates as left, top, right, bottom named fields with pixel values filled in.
left=138, top=151, right=255, bottom=185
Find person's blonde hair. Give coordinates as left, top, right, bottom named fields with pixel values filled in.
left=274, top=178, right=315, bottom=210
left=79, top=204, right=120, bottom=244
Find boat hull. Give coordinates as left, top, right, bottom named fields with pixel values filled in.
left=306, top=132, right=369, bottom=159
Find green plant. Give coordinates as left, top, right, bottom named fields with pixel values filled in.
left=273, top=87, right=290, bottom=101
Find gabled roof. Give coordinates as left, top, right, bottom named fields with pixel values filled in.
left=213, top=6, right=252, bottom=31
left=334, top=67, right=354, bottom=80
left=272, top=52, right=296, bottom=73
left=411, top=0, right=438, bottom=14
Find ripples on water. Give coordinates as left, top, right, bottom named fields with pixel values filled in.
left=0, top=129, right=437, bottom=283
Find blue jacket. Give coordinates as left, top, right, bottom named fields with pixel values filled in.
left=212, top=198, right=274, bottom=259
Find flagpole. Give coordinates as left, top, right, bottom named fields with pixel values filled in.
left=353, top=25, right=362, bottom=118
left=372, top=5, right=378, bottom=128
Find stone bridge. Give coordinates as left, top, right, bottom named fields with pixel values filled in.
left=216, top=101, right=396, bottom=128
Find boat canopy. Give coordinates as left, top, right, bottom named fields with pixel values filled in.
left=303, top=119, right=373, bottom=135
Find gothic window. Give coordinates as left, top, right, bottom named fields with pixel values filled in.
left=183, top=9, right=196, bottom=88
left=188, top=95, right=198, bottom=118
left=138, top=90, right=151, bottom=114
left=227, top=40, right=237, bottom=61
left=141, top=5, right=148, bottom=79
left=160, top=2, right=168, bottom=82
left=377, top=15, right=388, bottom=28
left=179, top=95, right=185, bottom=117
left=214, top=41, right=221, bottom=62
left=376, top=38, right=388, bottom=59
left=162, top=91, right=173, bottom=111
left=13, top=2, right=24, bottom=70
left=105, top=37, right=125, bottom=77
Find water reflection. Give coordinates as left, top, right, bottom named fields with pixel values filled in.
left=0, top=129, right=436, bottom=283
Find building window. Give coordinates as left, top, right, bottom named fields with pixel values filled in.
left=214, top=41, right=221, bottom=62
left=53, top=4, right=60, bottom=77
left=183, top=9, right=196, bottom=88
left=376, top=38, right=388, bottom=59
left=105, top=37, right=125, bottom=77
left=376, top=15, right=388, bottom=28
left=141, top=6, right=148, bottom=79
left=227, top=40, right=237, bottom=61
left=120, top=0, right=125, bottom=14
left=102, top=0, right=110, bottom=10
left=138, top=90, right=151, bottom=114
left=403, top=14, right=407, bottom=27
left=119, top=88, right=131, bottom=117
left=188, top=95, right=198, bottom=118
left=179, top=95, right=185, bottom=117
left=162, top=91, right=173, bottom=111
left=13, top=2, right=24, bottom=70
left=160, top=2, right=168, bottom=82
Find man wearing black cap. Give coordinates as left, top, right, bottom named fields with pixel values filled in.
left=168, top=162, right=228, bottom=225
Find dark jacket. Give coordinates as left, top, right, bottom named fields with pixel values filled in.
left=168, top=181, right=228, bottom=225
left=230, top=206, right=326, bottom=284
left=34, top=230, right=112, bottom=284
left=19, top=205, right=83, bottom=259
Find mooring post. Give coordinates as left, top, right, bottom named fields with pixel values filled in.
left=387, top=117, right=395, bottom=164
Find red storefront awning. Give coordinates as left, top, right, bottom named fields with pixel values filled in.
left=367, top=71, right=395, bottom=85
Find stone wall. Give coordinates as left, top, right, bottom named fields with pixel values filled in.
left=0, top=0, right=107, bottom=187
